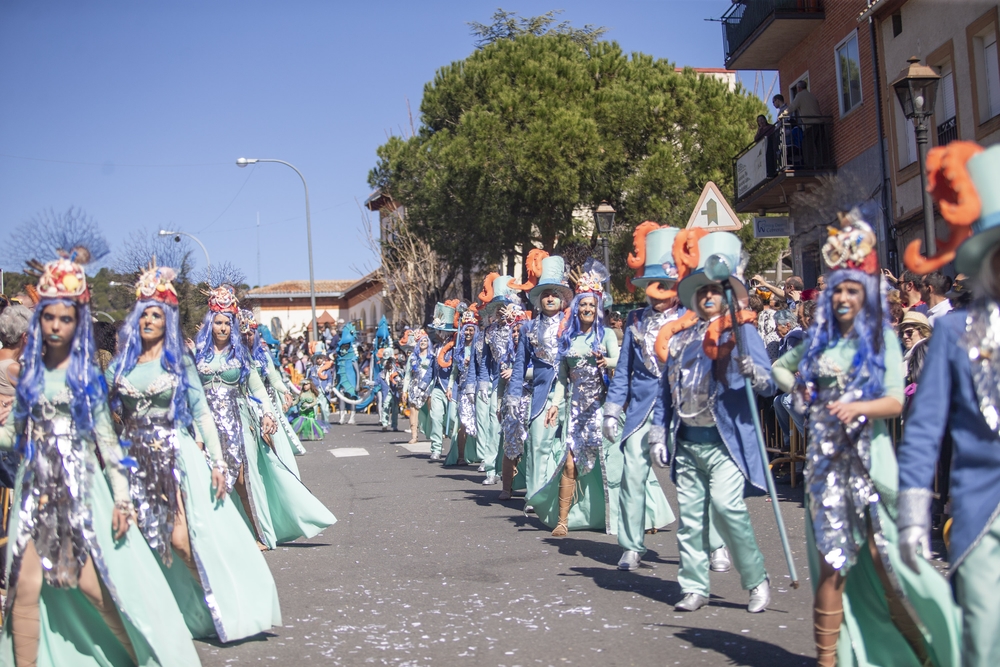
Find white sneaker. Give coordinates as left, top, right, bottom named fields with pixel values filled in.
left=617, top=550, right=641, bottom=571
left=477, top=464, right=486, bottom=473
left=348, top=413, right=356, bottom=425
left=481, top=474, right=500, bottom=485
left=339, top=413, right=346, bottom=425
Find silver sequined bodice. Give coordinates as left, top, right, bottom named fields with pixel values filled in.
left=532, top=315, right=561, bottom=366
left=636, top=307, right=680, bottom=377
left=667, top=321, right=716, bottom=427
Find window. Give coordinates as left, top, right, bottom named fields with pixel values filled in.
left=835, top=32, right=863, bottom=116
left=892, top=12, right=902, bottom=38
left=936, top=59, right=958, bottom=145
left=969, top=10, right=1000, bottom=130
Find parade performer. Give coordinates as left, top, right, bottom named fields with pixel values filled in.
left=475, top=277, right=523, bottom=485
left=897, top=141, right=1000, bottom=667
left=507, top=253, right=572, bottom=500
left=0, top=249, right=201, bottom=667
left=372, top=316, right=401, bottom=432
left=291, top=378, right=329, bottom=441
left=240, top=310, right=308, bottom=457
left=601, top=224, right=679, bottom=571
left=497, top=302, right=531, bottom=499
left=195, top=286, right=336, bottom=550
left=402, top=329, right=435, bottom=446
left=238, top=309, right=302, bottom=477
left=528, top=260, right=619, bottom=535
left=110, top=263, right=281, bottom=642
left=774, top=211, right=960, bottom=666
left=649, top=231, right=771, bottom=613
left=445, top=305, right=480, bottom=466
left=427, top=302, right=459, bottom=460
left=334, top=323, right=359, bottom=425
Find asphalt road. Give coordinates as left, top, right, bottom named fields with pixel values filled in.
left=197, top=413, right=818, bottom=666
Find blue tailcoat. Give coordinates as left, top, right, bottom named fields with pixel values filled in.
left=897, top=309, right=1000, bottom=569
left=433, top=347, right=453, bottom=393
left=508, top=319, right=558, bottom=422
left=651, top=322, right=775, bottom=492
left=474, top=330, right=503, bottom=394
left=605, top=307, right=681, bottom=442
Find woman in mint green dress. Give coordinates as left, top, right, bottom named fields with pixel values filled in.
left=108, top=265, right=281, bottom=642
left=195, top=287, right=336, bottom=550
left=0, top=252, right=201, bottom=666
left=237, top=309, right=303, bottom=476
left=528, top=262, right=621, bottom=536
left=772, top=211, right=960, bottom=667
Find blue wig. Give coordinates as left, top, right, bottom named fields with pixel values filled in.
left=112, top=299, right=194, bottom=428
left=558, top=292, right=606, bottom=358
left=796, top=269, right=888, bottom=401
left=194, top=310, right=252, bottom=384
left=14, top=298, right=106, bottom=453
left=245, top=328, right=272, bottom=371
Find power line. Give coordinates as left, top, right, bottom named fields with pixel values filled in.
left=196, top=164, right=257, bottom=233
left=0, top=152, right=228, bottom=167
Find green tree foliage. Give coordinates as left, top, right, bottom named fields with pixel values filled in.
left=370, top=12, right=781, bottom=304
left=468, top=8, right=606, bottom=48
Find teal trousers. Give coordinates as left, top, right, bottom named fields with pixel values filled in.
left=674, top=438, right=766, bottom=596
left=475, top=388, right=500, bottom=475
left=524, top=395, right=560, bottom=498
left=616, top=415, right=676, bottom=553
left=955, top=513, right=1000, bottom=667
left=427, top=387, right=448, bottom=455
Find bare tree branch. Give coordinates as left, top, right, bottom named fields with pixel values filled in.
left=2, top=206, right=110, bottom=270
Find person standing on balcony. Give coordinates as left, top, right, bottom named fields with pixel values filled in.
left=780, top=81, right=822, bottom=167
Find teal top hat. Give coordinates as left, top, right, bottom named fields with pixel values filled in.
left=528, top=255, right=574, bottom=307
left=631, top=227, right=681, bottom=289
left=429, top=301, right=458, bottom=332
left=676, top=231, right=749, bottom=312
left=956, top=144, right=1000, bottom=275
left=483, top=275, right=522, bottom=315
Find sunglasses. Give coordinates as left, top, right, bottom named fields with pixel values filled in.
left=900, top=328, right=919, bottom=337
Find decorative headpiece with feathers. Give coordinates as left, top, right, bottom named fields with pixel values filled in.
left=135, top=258, right=179, bottom=306
left=207, top=284, right=239, bottom=313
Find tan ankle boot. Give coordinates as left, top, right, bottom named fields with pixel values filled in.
left=498, top=457, right=516, bottom=500
left=814, top=606, right=843, bottom=667
left=551, top=454, right=576, bottom=537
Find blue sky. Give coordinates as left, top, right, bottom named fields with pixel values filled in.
left=0, top=0, right=761, bottom=286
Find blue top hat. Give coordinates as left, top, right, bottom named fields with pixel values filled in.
left=528, top=256, right=574, bottom=307
left=631, top=227, right=681, bottom=289
left=676, top=231, right=749, bottom=312
left=428, top=302, right=458, bottom=332
left=483, top=275, right=522, bottom=315
left=957, top=144, right=1000, bottom=275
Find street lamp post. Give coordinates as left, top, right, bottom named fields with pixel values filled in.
left=159, top=230, right=211, bottom=285
left=594, top=201, right=616, bottom=292
left=237, top=157, right=318, bottom=342
left=892, top=56, right=941, bottom=256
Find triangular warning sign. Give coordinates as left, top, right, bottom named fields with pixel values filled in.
left=685, top=182, right=742, bottom=232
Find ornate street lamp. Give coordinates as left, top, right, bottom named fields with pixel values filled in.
left=594, top=201, right=616, bottom=291
left=892, top=56, right=941, bottom=255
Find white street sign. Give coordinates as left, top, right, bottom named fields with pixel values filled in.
left=686, top=182, right=742, bottom=232
left=752, top=216, right=793, bottom=238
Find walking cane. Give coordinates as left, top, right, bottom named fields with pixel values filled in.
left=715, top=266, right=800, bottom=589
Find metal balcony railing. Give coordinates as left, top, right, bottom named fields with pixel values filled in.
left=937, top=116, right=958, bottom=146
left=733, top=115, right=834, bottom=201
left=722, top=0, right=823, bottom=65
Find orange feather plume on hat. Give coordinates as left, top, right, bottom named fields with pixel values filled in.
left=627, top=221, right=662, bottom=272
left=673, top=228, right=709, bottom=282
left=437, top=339, right=455, bottom=369
left=478, top=272, right=500, bottom=305
left=508, top=249, right=549, bottom=291
left=904, top=141, right=983, bottom=274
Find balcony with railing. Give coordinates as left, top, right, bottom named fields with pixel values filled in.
left=937, top=116, right=958, bottom=146
left=722, top=0, right=824, bottom=70
left=732, top=116, right=835, bottom=212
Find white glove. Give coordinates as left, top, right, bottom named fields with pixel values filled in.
left=649, top=442, right=669, bottom=468
left=899, top=526, right=931, bottom=574
left=602, top=416, right=619, bottom=442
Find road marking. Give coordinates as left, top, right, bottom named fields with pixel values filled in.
left=397, top=441, right=432, bottom=453
left=329, top=447, right=369, bottom=457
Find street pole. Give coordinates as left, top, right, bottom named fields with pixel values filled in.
left=914, top=118, right=937, bottom=256
left=159, top=230, right=210, bottom=286
left=601, top=236, right=611, bottom=294
left=237, top=158, right=318, bottom=341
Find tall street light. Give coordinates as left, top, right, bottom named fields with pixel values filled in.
left=892, top=56, right=941, bottom=256
left=594, top=201, right=616, bottom=292
left=237, top=157, right=318, bottom=341
left=159, top=229, right=211, bottom=285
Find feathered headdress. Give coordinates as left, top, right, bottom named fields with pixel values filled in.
left=821, top=210, right=879, bottom=274
left=508, top=248, right=549, bottom=292
left=134, top=257, right=179, bottom=306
